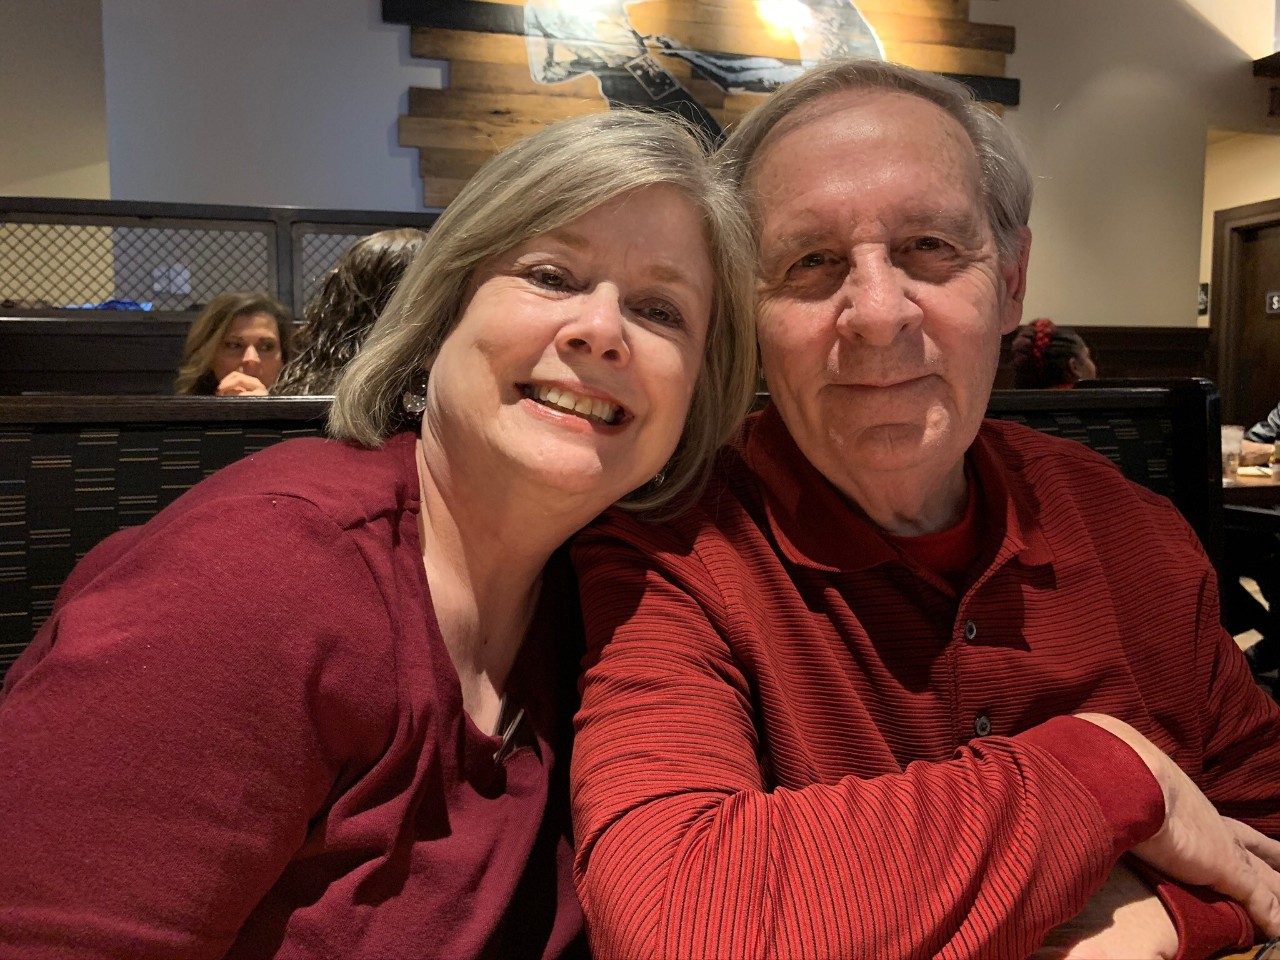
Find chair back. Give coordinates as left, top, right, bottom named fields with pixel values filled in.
left=0, top=396, right=329, bottom=675
left=986, top=378, right=1223, bottom=568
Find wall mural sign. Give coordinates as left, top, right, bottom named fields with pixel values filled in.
left=522, top=0, right=882, bottom=140
left=383, top=0, right=1018, bottom=206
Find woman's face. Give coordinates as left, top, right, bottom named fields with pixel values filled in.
left=423, top=184, right=714, bottom=506
left=211, top=311, right=284, bottom=387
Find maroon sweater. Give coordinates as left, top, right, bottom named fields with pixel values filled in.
left=0, top=432, right=584, bottom=960
left=572, top=407, right=1280, bottom=959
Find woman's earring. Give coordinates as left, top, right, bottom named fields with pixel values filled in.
left=401, top=369, right=429, bottom=415
left=651, top=468, right=667, bottom=487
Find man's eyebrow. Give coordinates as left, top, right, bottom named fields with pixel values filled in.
left=898, top=211, right=986, bottom=244
left=758, top=229, right=830, bottom=268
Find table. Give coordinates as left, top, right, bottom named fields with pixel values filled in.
left=1216, top=943, right=1279, bottom=959
left=1224, top=470, right=1280, bottom=509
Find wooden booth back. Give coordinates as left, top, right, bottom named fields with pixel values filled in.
left=0, top=397, right=328, bottom=674
left=1, top=381, right=1222, bottom=676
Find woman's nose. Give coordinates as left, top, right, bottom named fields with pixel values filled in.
left=558, top=287, right=630, bottom=365
left=240, top=345, right=261, bottom=368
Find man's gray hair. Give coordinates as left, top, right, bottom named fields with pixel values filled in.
left=719, top=59, right=1033, bottom=264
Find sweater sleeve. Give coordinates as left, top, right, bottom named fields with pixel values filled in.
left=1244, top=403, right=1280, bottom=443
left=1151, top=565, right=1280, bottom=958
left=571, top=536, right=1162, bottom=960
left=0, top=496, right=395, bottom=960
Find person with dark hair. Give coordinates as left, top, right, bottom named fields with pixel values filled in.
left=1010, top=317, right=1097, bottom=389
left=272, top=229, right=429, bottom=396
left=174, top=292, right=293, bottom=395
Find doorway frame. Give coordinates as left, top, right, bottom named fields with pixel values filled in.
left=1211, top=195, right=1280, bottom=423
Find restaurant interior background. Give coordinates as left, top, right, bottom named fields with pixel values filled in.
left=2, top=0, right=1280, bottom=418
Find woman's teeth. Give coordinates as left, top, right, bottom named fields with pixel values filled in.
left=530, top=384, right=621, bottom=425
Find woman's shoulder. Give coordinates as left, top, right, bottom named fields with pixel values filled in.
left=189, top=431, right=419, bottom=529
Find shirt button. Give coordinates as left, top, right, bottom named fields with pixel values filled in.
left=974, top=713, right=992, bottom=737
left=964, top=619, right=978, bottom=641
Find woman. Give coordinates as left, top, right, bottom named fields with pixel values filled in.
left=0, top=111, right=757, bottom=959
left=174, top=291, right=294, bottom=395
left=273, top=228, right=429, bottom=396
left=1009, top=317, right=1097, bottom=389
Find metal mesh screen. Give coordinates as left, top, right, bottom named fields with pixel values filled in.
left=0, top=218, right=274, bottom=311
left=298, top=231, right=368, bottom=309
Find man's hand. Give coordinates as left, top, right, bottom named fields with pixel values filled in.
left=216, top=371, right=268, bottom=396
left=1032, top=860, right=1177, bottom=960
left=1078, top=714, right=1280, bottom=937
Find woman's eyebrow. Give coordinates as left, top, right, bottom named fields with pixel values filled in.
left=536, top=228, right=590, bottom=251
left=646, top=263, right=704, bottom=293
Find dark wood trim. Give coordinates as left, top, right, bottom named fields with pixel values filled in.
left=0, top=395, right=332, bottom=425
left=1253, top=51, right=1280, bottom=77
left=0, top=197, right=440, bottom=229
left=1210, top=196, right=1280, bottom=423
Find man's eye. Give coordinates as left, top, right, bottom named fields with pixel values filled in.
left=910, top=236, right=952, bottom=253
left=794, top=252, right=832, bottom=270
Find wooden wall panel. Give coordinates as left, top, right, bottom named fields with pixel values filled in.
left=389, top=0, right=1017, bottom=208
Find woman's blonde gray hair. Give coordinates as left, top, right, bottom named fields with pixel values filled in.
left=719, top=58, right=1033, bottom=265
left=329, top=110, right=758, bottom=519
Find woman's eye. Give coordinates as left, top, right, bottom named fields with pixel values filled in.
left=639, top=302, right=684, bottom=328
left=529, top=266, right=570, bottom=290
left=260, top=342, right=279, bottom=354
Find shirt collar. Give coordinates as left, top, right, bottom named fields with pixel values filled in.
left=743, top=404, right=1056, bottom=574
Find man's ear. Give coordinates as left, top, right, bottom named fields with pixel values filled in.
left=998, top=227, right=1032, bottom=335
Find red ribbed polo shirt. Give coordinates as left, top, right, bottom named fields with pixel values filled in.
left=571, top=406, right=1280, bottom=959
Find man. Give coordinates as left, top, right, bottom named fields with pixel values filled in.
left=570, top=60, right=1280, bottom=959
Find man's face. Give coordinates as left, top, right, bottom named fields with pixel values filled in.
left=751, top=90, right=1028, bottom=501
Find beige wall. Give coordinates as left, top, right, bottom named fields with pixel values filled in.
left=1199, top=131, right=1280, bottom=325
left=1183, top=0, right=1275, bottom=59
left=7, top=0, right=1280, bottom=322
left=0, top=0, right=109, bottom=198
left=102, top=0, right=443, bottom=209
left=972, top=0, right=1275, bottom=328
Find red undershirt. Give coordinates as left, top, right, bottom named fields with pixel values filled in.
left=883, top=469, right=984, bottom=591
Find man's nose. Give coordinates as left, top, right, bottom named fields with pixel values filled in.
left=835, top=256, right=922, bottom=347
left=557, top=286, right=630, bottom=365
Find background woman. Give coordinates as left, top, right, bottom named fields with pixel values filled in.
left=0, top=111, right=757, bottom=959
left=174, top=291, right=294, bottom=395
left=1010, top=317, right=1097, bottom=389
left=273, top=228, right=429, bottom=396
